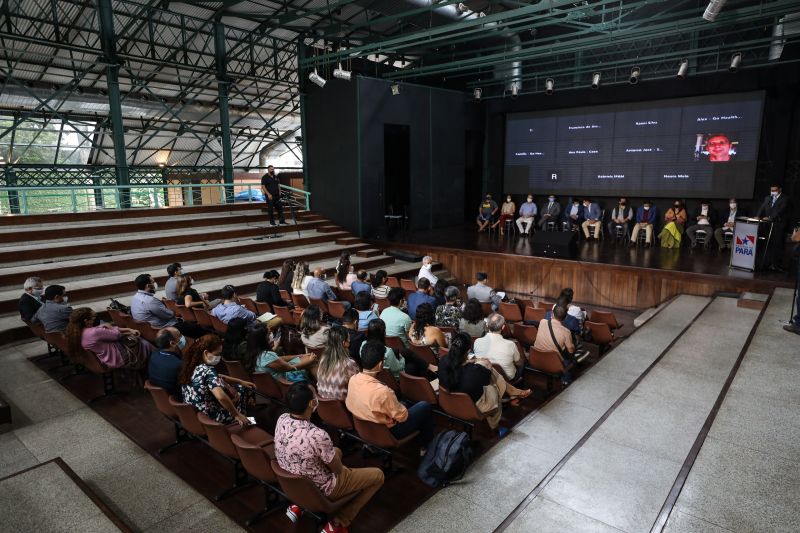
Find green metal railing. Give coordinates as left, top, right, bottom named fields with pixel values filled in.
left=0, top=182, right=310, bottom=215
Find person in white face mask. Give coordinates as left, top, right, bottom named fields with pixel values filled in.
left=417, top=255, right=438, bottom=285
left=714, top=198, right=744, bottom=251
left=179, top=334, right=256, bottom=425
left=31, top=284, right=72, bottom=332
left=19, top=276, right=45, bottom=322
left=756, top=184, right=790, bottom=271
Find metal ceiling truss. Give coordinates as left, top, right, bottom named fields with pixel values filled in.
left=300, top=0, right=800, bottom=95
left=0, top=0, right=304, bottom=194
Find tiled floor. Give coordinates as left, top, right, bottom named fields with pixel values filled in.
left=0, top=341, right=243, bottom=532
left=393, top=290, right=800, bottom=533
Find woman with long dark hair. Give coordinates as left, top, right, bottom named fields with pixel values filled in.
left=66, top=307, right=151, bottom=369
left=371, top=269, right=390, bottom=300
left=277, top=259, right=296, bottom=293
left=438, top=332, right=531, bottom=430
left=179, top=334, right=255, bottom=425
left=335, top=256, right=357, bottom=290
left=316, top=325, right=360, bottom=400
left=409, top=303, right=448, bottom=354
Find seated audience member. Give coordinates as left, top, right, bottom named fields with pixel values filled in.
left=361, top=321, right=405, bottom=379
left=467, top=272, right=501, bottom=310
left=406, top=277, right=437, bottom=320
left=177, top=274, right=214, bottom=310
left=516, top=194, right=538, bottom=235
left=417, top=256, right=438, bottom=285
left=715, top=198, right=742, bottom=251
left=212, top=285, right=257, bottom=326
left=335, top=257, right=357, bottom=290
left=257, top=270, right=292, bottom=308
left=317, top=326, right=361, bottom=401
left=659, top=200, right=688, bottom=248
left=341, top=309, right=366, bottom=364
left=179, top=334, right=255, bottom=425
left=492, top=194, right=516, bottom=236
left=539, top=195, right=561, bottom=230
left=534, top=304, right=576, bottom=362
left=630, top=200, right=658, bottom=247
left=686, top=200, right=715, bottom=248
left=476, top=193, right=498, bottom=232
left=435, top=286, right=463, bottom=329
left=350, top=270, right=372, bottom=295
left=354, top=291, right=378, bottom=330
left=408, top=303, right=448, bottom=355
left=433, top=280, right=449, bottom=308
left=292, top=261, right=312, bottom=296
left=371, top=270, right=391, bottom=300
left=381, top=287, right=412, bottom=345
left=66, top=307, right=151, bottom=369
left=438, top=332, right=531, bottom=431
left=275, top=382, right=384, bottom=533
left=607, top=197, right=633, bottom=238
left=543, top=288, right=584, bottom=334
left=32, top=284, right=72, bottom=333
left=300, top=304, right=330, bottom=350
left=459, top=298, right=487, bottom=338
left=164, top=262, right=182, bottom=301
left=277, top=259, right=295, bottom=294
left=148, top=327, right=185, bottom=394
left=19, top=276, right=44, bottom=322
left=253, top=321, right=316, bottom=382
left=473, top=314, right=522, bottom=379
left=581, top=198, right=602, bottom=240
left=221, top=318, right=249, bottom=366
left=346, top=343, right=435, bottom=450
left=562, top=198, right=584, bottom=231
left=131, top=274, right=206, bottom=338
left=307, top=267, right=341, bottom=304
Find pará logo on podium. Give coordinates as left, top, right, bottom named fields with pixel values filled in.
left=735, top=234, right=755, bottom=256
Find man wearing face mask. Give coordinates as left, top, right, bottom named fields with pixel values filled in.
left=148, top=327, right=187, bottom=395
left=714, top=198, right=744, bottom=251
left=580, top=198, right=602, bottom=241
left=131, top=273, right=207, bottom=338
left=686, top=200, right=716, bottom=249
left=19, top=276, right=44, bottom=322
left=539, top=195, right=561, bottom=230
left=630, top=200, right=658, bottom=247
left=562, top=198, right=584, bottom=232
left=31, top=284, right=72, bottom=332
left=417, top=255, right=438, bottom=285
left=756, top=184, right=790, bottom=271
left=608, top=198, right=633, bottom=240
left=516, top=194, right=538, bottom=235
left=477, top=193, right=498, bottom=232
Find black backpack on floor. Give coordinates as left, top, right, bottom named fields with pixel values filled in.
left=417, top=430, right=472, bottom=488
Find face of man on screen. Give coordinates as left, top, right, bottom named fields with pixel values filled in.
left=706, top=135, right=731, bottom=162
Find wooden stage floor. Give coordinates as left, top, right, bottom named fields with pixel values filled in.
left=377, top=224, right=794, bottom=310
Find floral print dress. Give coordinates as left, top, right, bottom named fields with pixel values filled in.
left=181, top=363, right=253, bottom=424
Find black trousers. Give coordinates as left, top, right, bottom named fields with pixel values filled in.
left=266, top=195, right=285, bottom=223
left=174, top=321, right=210, bottom=339
left=764, top=222, right=787, bottom=268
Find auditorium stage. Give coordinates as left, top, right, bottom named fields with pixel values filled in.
left=375, top=224, right=794, bottom=311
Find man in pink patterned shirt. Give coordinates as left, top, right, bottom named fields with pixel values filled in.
left=274, top=382, right=384, bottom=533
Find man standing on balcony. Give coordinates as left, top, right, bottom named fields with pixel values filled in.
left=261, top=164, right=286, bottom=226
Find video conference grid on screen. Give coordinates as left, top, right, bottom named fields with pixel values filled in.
left=504, top=92, right=765, bottom=199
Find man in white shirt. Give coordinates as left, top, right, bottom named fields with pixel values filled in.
left=417, top=256, right=438, bottom=285
left=714, top=198, right=741, bottom=251
left=473, top=313, right=521, bottom=379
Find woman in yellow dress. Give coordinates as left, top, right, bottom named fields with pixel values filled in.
left=659, top=200, right=688, bottom=248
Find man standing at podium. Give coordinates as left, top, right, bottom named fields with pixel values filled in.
left=756, top=184, right=789, bottom=272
